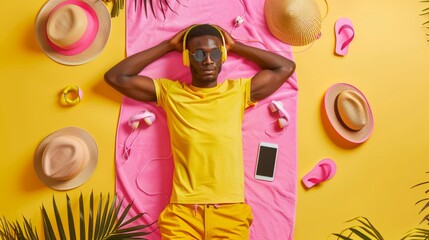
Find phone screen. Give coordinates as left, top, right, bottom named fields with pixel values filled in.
left=255, top=142, right=278, bottom=181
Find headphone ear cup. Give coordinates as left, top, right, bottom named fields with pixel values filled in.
left=221, top=45, right=227, bottom=63
left=278, top=117, right=288, bottom=129
left=183, top=49, right=190, bottom=67
left=269, top=101, right=280, bottom=113
left=129, top=120, right=140, bottom=130
left=143, top=114, right=155, bottom=125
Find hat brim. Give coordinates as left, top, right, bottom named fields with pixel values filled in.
left=34, top=0, right=111, bottom=65
left=323, top=83, right=374, bottom=144
left=34, top=127, right=98, bottom=190
left=264, top=0, right=322, bottom=46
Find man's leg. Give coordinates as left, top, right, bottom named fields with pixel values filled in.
left=158, top=203, right=204, bottom=240
left=205, top=203, right=253, bottom=240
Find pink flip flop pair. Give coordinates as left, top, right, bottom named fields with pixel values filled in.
left=302, top=158, right=337, bottom=189
left=335, top=17, right=355, bottom=56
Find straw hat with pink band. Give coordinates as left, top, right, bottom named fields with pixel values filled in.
left=34, top=127, right=98, bottom=190
left=323, top=83, right=374, bottom=144
left=35, top=0, right=111, bottom=65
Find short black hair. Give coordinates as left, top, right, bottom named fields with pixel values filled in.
left=186, top=24, right=223, bottom=48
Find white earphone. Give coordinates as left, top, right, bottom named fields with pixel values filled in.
left=128, top=110, right=156, bottom=130
left=269, top=100, right=290, bottom=129
left=123, top=110, right=157, bottom=161
left=234, top=16, right=244, bottom=27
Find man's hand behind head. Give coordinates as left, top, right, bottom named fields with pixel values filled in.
left=169, top=26, right=194, bottom=52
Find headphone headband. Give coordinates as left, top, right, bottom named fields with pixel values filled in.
left=182, top=24, right=227, bottom=66
left=182, top=25, right=197, bottom=54
left=182, top=25, right=226, bottom=52
left=271, top=100, right=288, bottom=118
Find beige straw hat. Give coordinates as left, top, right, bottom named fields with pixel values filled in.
left=264, top=0, right=322, bottom=46
left=323, top=83, right=374, bottom=144
left=35, top=0, right=111, bottom=65
left=34, top=127, right=98, bottom=190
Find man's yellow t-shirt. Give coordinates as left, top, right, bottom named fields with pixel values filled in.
left=154, top=78, right=255, bottom=204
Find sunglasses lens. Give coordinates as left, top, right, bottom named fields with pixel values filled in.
left=193, top=50, right=206, bottom=62
left=210, top=48, right=221, bottom=61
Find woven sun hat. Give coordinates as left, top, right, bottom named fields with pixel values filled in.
left=264, top=0, right=322, bottom=46
left=323, top=83, right=374, bottom=144
left=34, top=127, right=98, bottom=190
left=35, top=0, right=111, bottom=65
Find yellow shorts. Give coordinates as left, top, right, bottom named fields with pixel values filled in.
left=158, top=203, right=253, bottom=240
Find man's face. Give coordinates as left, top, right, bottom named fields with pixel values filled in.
left=188, top=35, right=223, bottom=87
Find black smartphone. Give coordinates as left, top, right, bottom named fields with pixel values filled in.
left=255, top=142, right=279, bottom=181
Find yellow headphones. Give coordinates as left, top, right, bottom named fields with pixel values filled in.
left=62, top=85, right=83, bottom=105
left=182, top=24, right=227, bottom=67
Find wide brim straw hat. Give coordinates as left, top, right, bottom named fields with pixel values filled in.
left=264, top=0, right=322, bottom=46
left=34, top=127, right=98, bottom=190
left=323, top=83, right=374, bottom=144
left=35, top=0, right=111, bottom=65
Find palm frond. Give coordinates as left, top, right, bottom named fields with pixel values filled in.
left=163, top=0, right=178, bottom=15
left=332, top=233, right=353, bottom=240
left=41, top=204, right=56, bottom=240
left=101, top=0, right=124, bottom=18
left=148, top=0, right=156, bottom=19
left=402, top=228, right=429, bottom=239
left=102, top=0, right=184, bottom=19
left=0, top=216, right=16, bottom=240
left=332, top=216, right=384, bottom=240
left=1, top=192, right=151, bottom=240
left=412, top=176, right=429, bottom=225
left=78, top=194, right=85, bottom=240
left=52, top=195, right=67, bottom=240
left=0, top=215, right=40, bottom=240
left=22, top=217, right=39, bottom=240
left=133, top=0, right=182, bottom=19
left=420, top=1, right=429, bottom=42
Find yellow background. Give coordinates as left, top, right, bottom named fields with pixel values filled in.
left=1, top=0, right=428, bottom=239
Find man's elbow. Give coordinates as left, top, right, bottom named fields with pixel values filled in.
left=282, top=60, right=296, bottom=81
left=287, top=60, right=296, bottom=75
left=104, top=71, right=120, bottom=87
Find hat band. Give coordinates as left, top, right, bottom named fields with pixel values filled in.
left=334, top=94, right=360, bottom=132
left=46, top=0, right=99, bottom=56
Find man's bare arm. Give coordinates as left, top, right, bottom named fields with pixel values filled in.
left=219, top=27, right=296, bottom=102
left=104, top=28, right=188, bottom=102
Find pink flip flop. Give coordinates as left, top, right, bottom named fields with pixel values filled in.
left=302, top=158, right=337, bottom=189
left=335, top=18, right=355, bottom=56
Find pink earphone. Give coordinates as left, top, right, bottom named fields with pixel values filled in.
left=269, top=100, right=290, bottom=129
left=123, top=110, right=156, bottom=161
left=128, top=110, right=156, bottom=130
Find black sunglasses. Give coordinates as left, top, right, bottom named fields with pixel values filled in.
left=190, top=48, right=222, bottom=62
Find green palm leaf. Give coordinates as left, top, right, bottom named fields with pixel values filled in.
left=0, top=192, right=150, bottom=240
left=52, top=195, right=67, bottom=240
left=79, top=194, right=85, bottom=240
left=0, top=216, right=39, bottom=240
left=402, top=228, right=429, bottom=239
left=41, top=204, right=56, bottom=240
left=332, top=216, right=384, bottom=240
left=22, top=217, right=39, bottom=240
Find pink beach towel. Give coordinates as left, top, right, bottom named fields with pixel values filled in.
left=115, top=1, right=298, bottom=239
